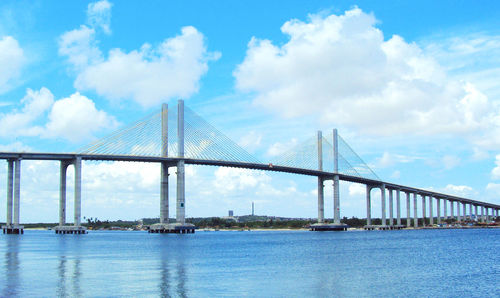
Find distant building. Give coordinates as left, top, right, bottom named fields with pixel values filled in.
left=228, top=210, right=233, bottom=217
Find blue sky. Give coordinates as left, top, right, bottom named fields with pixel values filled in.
left=1, top=1, right=500, bottom=222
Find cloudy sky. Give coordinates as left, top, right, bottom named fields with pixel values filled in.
left=1, top=0, right=500, bottom=222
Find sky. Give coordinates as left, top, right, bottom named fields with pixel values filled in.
left=1, top=0, right=500, bottom=222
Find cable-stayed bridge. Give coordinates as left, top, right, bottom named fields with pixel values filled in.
left=2, top=100, right=499, bottom=234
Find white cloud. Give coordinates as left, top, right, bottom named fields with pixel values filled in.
left=376, top=151, right=422, bottom=168
left=234, top=8, right=497, bottom=140
left=0, top=36, right=25, bottom=93
left=348, top=183, right=365, bottom=196
left=0, top=141, right=33, bottom=152
left=0, top=87, right=116, bottom=142
left=87, top=0, right=112, bottom=35
left=491, top=154, right=500, bottom=180
left=58, top=25, right=101, bottom=70
left=74, top=26, right=219, bottom=107
left=442, top=155, right=460, bottom=170
left=59, top=4, right=220, bottom=108
left=238, top=130, right=262, bottom=152
left=443, top=184, right=476, bottom=198
left=44, top=92, right=118, bottom=142
left=0, top=87, right=54, bottom=137
left=266, top=138, right=298, bottom=157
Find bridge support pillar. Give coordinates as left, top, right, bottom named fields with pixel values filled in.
left=3, top=159, right=24, bottom=234
left=413, top=193, right=418, bottom=228
left=160, top=162, right=169, bottom=224
left=366, top=186, right=372, bottom=226
left=421, top=195, right=426, bottom=226
left=456, top=201, right=461, bottom=222
left=388, top=189, right=393, bottom=226
left=429, top=197, right=433, bottom=226
left=469, top=204, right=473, bottom=221
left=317, top=177, right=324, bottom=223
left=462, top=203, right=467, bottom=222
left=381, top=184, right=386, bottom=226
left=450, top=201, right=454, bottom=221
left=436, top=198, right=441, bottom=224
left=443, top=199, right=447, bottom=221
left=59, top=161, right=70, bottom=226
left=406, top=192, right=410, bottom=227
left=475, top=205, right=478, bottom=221
left=481, top=206, right=484, bottom=222
left=74, top=157, right=82, bottom=227
left=396, top=190, right=401, bottom=226
left=333, top=175, right=340, bottom=224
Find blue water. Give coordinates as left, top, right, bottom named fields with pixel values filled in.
left=1, top=229, right=499, bottom=297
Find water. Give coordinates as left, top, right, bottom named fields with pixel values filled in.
left=1, top=229, right=499, bottom=297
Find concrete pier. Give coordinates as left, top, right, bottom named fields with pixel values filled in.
left=160, top=103, right=169, bottom=225
left=443, top=199, right=448, bottom=220
left=436, top=198, right=441, bottom=224
left=413, top=193, right=418, bottom=228
left=381, top=184, right=386, bottom=226
left=317, top=131, right=324, bottom=224
left=54, top=157, right=87, bottom=234
left=332, top=129, right=342, bottom=226
left=406, top=192, right=411, bottom=227
left=475, top=205, right=478, bottom=221
left=396, top=190, right=401, bottom=226
left=366, top=186, right=372, bottom=226
left=429, top=196, right=433, bottom=225
left=462, top=203, right=467, bottom=221
left=457, top=201, right=461, bottom=222
left=421, top=195, right=426, bottom=226
left=469, top=204, right=473, bottom=221
left=388, top=189, right=394, bottom=226
left=2, top=159, right=23, bottom=234
left=450, top=201, right=454, bottom=221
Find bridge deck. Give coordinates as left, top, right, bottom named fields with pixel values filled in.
left=0, top=152, right=498, bottom=209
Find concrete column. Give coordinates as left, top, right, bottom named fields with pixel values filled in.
left=406, top=192, right=411, bottom=227
left=6, top=160, right=13, bottom=226
left=413, top=193, right=418, bottom=228
left=59, top=161, right=69, bottom=226
left=421, top=195, right=426, bottom=226
left=176, top=99, right=186, bottom=225
left=486, top=208, right=489, bottom=222
left=332, top=129, right=340, bottom=225
left=366, top=186, right=371, bottom=226
left=436, top=198, right=441, bottom=224
left=381, top=184, right=386, bottom=226
left=160, top=103, right=169, bottom=225
left=475, top=205, right=478, bottom=221
left=388, top=189, right=394, bottom=226
left=317, top=131, right=324, bottom=224
left=481, top=206, right=485, bottom=222
left=429, top=197, right=433, bottom=225
left=396, top=190, right=401, bottom=226
left=456, top=201, right=461, bottom=222
left=444, top=199, right=447, bottom=220
left=160, top=162, right=169, bottom=224
left=333, top=175, right=340, bottom=224
left=450, top=201, right=454, bottom=220
left=469, top=204, right=473, bottom=220
left=13, top=158, right=21, bottom=226
left=462, top=203, right=467, bottom=221
left=74, top=157, right=82, bottom=227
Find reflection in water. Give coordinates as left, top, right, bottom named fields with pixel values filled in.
left=2, top=236, right=20, bottom=297
left=158, top=236, right=189, bottom=298
left=56, top=236, right=82, bottom=297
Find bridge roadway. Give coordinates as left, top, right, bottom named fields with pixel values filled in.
left=1, top=151, right=499, bottom=210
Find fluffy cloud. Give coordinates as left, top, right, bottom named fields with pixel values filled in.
left=491, top=154, right=500, bottom=180
left=234, top=8, right=496, bottom=139
left=87, top=0, right=112, bottom=34
left=0, top=87, right=54, bottom=137
left=44, top=92, right=118, bottom=142
left=442, top=184, right=476, bottom=198
left=0, top=36, right=25, bottom=93
left=59, top=2, right=219, bottom=108
left=0, top=87, right=117, bottom=142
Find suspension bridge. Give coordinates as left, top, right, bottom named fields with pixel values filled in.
left=2, top=100, right=499, bottom=234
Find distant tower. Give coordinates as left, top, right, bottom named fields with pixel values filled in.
left=252, top=202, right=254, bottom=216
left=228, top=210, right=233, bottom=217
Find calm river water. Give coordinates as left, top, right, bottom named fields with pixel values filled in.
left=0, top=228, right=498, bottom=297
